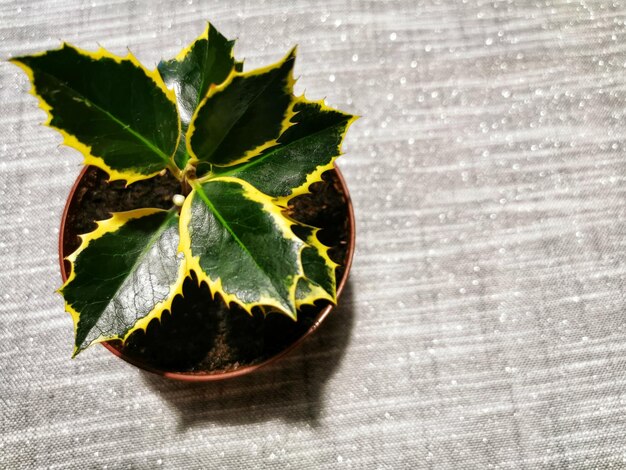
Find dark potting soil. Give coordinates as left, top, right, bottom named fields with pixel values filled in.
left=62, top=167, right=350, bottom=373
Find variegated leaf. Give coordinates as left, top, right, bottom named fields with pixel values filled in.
left=211, top=99, right=354, bottom=205
left=187, top=48, right=296, bottom=167
left=12, top=44, right=180, bottom=183
left=158, top=22, right=242, bottom=170
left=295, top=225, right=339, bottom=307
left=60, top=209, right=185, bottom=354
left=180, top=177, right=305, bottom=317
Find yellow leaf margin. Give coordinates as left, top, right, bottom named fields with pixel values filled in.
left=59, top=208, right=187, bottom=356
left=274, top=97, right=359, bottom=207
left=11, top=44, right=182, bottom=184
left=186, top=47, right=298, bottom=168
left=179, top=176, right=307, bottom=319
left=294, top=225, right=340, bottom=308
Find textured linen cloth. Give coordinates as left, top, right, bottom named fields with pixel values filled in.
left=2, top=0, right=626, bottom=468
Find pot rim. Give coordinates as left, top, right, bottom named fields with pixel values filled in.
left=59, top=165, right=355, bottom=381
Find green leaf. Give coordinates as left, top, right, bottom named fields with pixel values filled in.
left=211, top=99, right=356, bottom=204
left=60, top=209, right=185, bottom=355
left=11, top=44, right=180, bottom=183
left=294, top=225, right=339, bottom=307
left=187, top=48, right=296, bottom=167
left=180, top=177, right=306, bottom=317
left=158, top=22, right=241, bottom=170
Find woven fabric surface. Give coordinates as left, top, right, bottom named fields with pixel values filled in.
left=2, top=0, right=626, bottom=468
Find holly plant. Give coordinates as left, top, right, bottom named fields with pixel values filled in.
left=11, top=23, right=355, bottom=356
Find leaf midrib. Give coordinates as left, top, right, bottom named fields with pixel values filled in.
left=95, top=213, right=173, bottom=309
left=212, top=117, right=349, bottom=179
left=168, top=31, right=233, bottom=169
left=43, top=70, right=172, bottom=164
left=193, top=182, right=294, bottom=310
left=72, top=212, right=175, bottom=350
left=194, top=63, right=286, bottom=163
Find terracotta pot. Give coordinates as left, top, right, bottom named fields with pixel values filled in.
left=59, top=166, right=355, bottom=381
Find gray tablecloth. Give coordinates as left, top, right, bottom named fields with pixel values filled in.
left=2, top=0, right=626, bottom=468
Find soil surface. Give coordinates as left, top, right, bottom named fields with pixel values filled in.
left=62, top=167, right=351, bottom=373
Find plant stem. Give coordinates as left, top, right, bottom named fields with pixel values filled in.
left=167, top=162, right=182, bottom=180
left=180, top=164, right=196, bottom=196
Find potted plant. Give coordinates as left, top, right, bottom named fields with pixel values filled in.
left=11, top=22, right=356, bottom=380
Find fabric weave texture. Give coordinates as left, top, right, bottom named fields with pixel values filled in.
left=1, top=0, right=625, bottom=468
